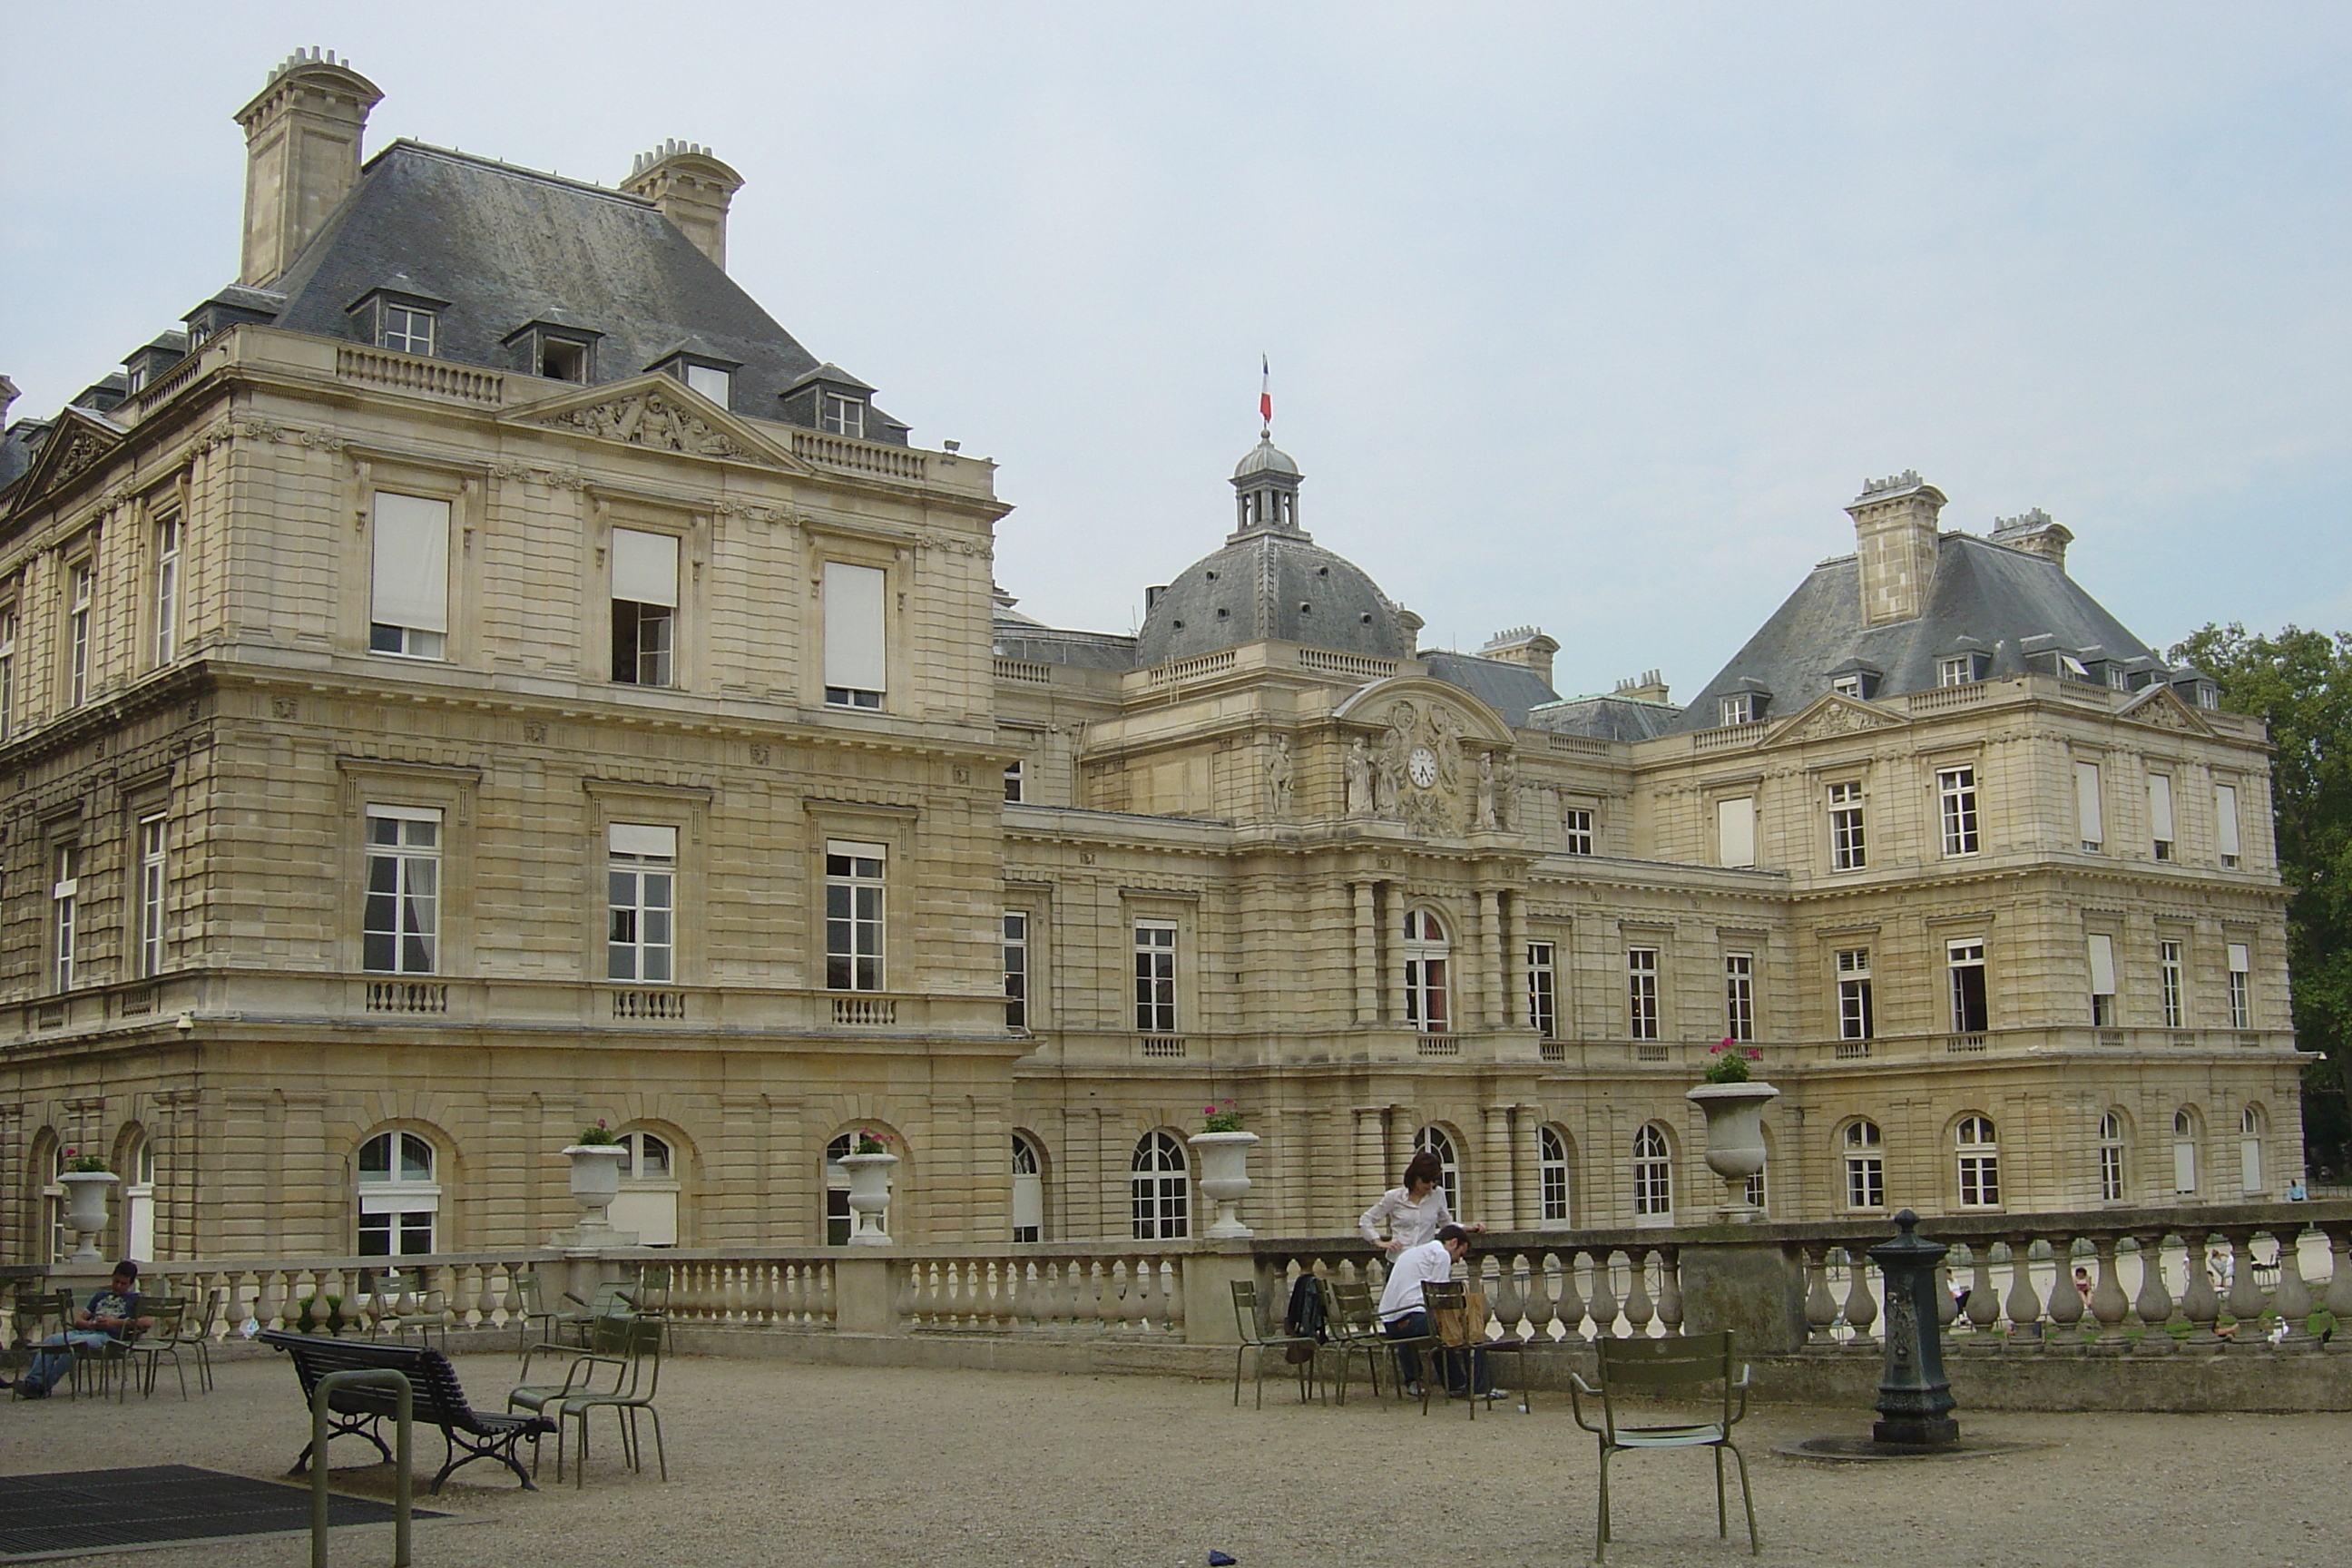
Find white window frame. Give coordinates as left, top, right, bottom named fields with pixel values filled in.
left=2239, top=1106, right=2265, bottom=1195
left=610, top=528, right=679, bottom=689
left=1626, top=946, right=1660, bottom=1041
left=0, top=606, right=17, bottom=739
left=1844, top=1120, right=1885, bottom=1210
left=1828, top=780, right=1866, bottom=870
left=1537, top=1125, right=1571, bottom=1223
left=1402, top=908, right=1451, bottom=1033
left=368, top=493, right=450, bottom=661
left=1937, top=653, right=1981, bottom=687
left=137, top=814, right=167, bottom=978
left=1562, top=807, right=1594, bottom=856
left=2087, top=933, right=2117, bottom=1027
left=1723, top=952, right=1754, bottom=1043
left=1718, top=693, right=1754, bottom=727
left=1955, top=1115, right=2000, bottom=1208
left=2159, top=939, right=2184, bottom=1029
left=1133, top=920, right=1176, bottom=1033
left=2216, top=783, right=2241, bottom=867
left=825, top=840, right=886, bottom=993
left=1632, top=1123, right=1672, bottom=1220
left=364, top=806, right=442, bottom=975
left=2098, top=1112, right=2126, bottom=1202
left=1003, top=911, right=1029, bottom=1029
left=1937, top=766, right=1980, bottom=857
left=153, top=511, right=180, bottom=665
left=607, top=823, right=677, bottom=984
left=1130, top=1131, right=1188, bottom=1240
left=1829, top=673, right=1864, bottom=699
left=67, top=563, right=93, bottom=706
left=50, top=843, right=78, bottom=992
left=1836, top=947, right=1874, bottom=1041
left=1525, top=940, right=1557, bottom=1038
left=822, top=561, right=887, bottom=709
left=379, top=304, right=436, bottom=357
left=1947, top=938, right=1989, bottom=1034
left=1012, top=1133, right=1044, bottom=1242
left=684, top=363, right=731, bottom=405
left=1003, top=760, right=1024, bottom=803
left=1414, top=1125, right=1462, bottom=1214
left=2148, top=772, right=2175, bottom=861
left=2172, top=1110, right=2200, bottom=1194
left=2074, top=760, right=2103, bottom=853
left=821, top=392, right=865, bottom=438
left=2227, top=943, right=2251, bottom=1029
left=357, top=1131, right=439, bottom=1256
left=1716, top=796, right=1755, bottom=867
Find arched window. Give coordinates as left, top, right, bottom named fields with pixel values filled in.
left=1955, top=1115, right=1999, bottom=1208
left=1843, top=1120, right=1884, bottom=1210
left=2239, top=1106, right=2265, bottom=1195
left=610, top=1131, right=679, bottom=1246
left=2097, top=1112, right=2127, bottom=1202
left=1412, top=1125, right=1461, bottom=1213
left=1632, top=1123, right=1672, bottom=1220
left=2171, top=1109, right=2199, bottom=1195
left=824, top=1133, right=854, bottom=1245
left=1012, top=1133, right=1044, bottom=1242
left=1537, top=1125, right=1572, bottom=1224
left=1402, top=910, right=1450, bottom=1032
left=122, top=1132, right=156, bottom=1262
left=357, top=1132, right=439, bottom=1256
left=1131, top=1132, right=1189, bottom=1240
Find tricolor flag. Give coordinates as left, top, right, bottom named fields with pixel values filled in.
left=1259, top=355, right=1272, bottom=429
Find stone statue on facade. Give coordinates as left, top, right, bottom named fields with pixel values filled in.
left=1475, top=750, right=1498, bottom=830
left=1497, top=750, right=1517, bottom=832
left=1265, top=734, right=1293, bottom=819
left=1344, top=735, right=1375, bottom=818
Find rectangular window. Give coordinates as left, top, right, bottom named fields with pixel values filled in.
left=0, top=607, right=18, bottom=739
left=2087, top=933, right=2116, bottom=1027
left=2100, top=1142, right=2125, bottom=1202
left=364, top=807, right=441, bottom=975
left=609, top=528, right=679, bottom=688
left=368, top=493, right=450, bottom=659
left=2227, top=943, right=2251, bottom=1030
left=1828, top=781, right=1866, bottom=870
left=50, top=844, right=78, bottom=992
left=684, top=364, right=731, bottom=405
left=2148, top=773, right=2174, bottom=861
left=822, top=561, right=887, bottom=709
left=1003, top=760, right=1024, bottom=803
left=67, top=564, right=93, bottom=705
left=607, top=823, right=676, bottom=983
left=2159, top=939, right=2185, bottom=1028
left=1626, top=947, right=1660, bottom=1041
left=1003, top=912, right=1029, bottom=1029
left=1830, top=673, right=1864, bottom=699
left=1937, top=766, right=1979, bottom=857
left=825, top=840, right=886, bottom=992
left=821, top=393, right=865, bottom=438
left=2216, top=783, right=2241, bottom=868
left=137, top=814, right=167, bottom=978
left=1134, top=920, right=1177, bottom=1033
left=1718, top=693, right=1754, bottom=726
left=1526, top=940, right=1557, bottom=1038
left=1723, top=952, right=1754, bottom=1043
left=153, top=512, right=180, bottom=665
left=1937, top=654, right=1976, bottom=687
left=2074, top=761, right=2103, bottom=852
left=1846, top=1144, right=1884, bottom=1210
left=1716, top=797, right=1755, bottom=867
left=1948, top=939, right=1989, bottom=1034
left=1562, top=808, right=1594, bottom=856
left=380, top=304, right=436, bottom=356
left=1836, top=947, right=1874, bottom=1041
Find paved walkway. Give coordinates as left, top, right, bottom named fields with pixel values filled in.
left=0, top=1349, right=2343, bottom=1567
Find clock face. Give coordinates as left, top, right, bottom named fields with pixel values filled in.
left=1407, top=746, right=1439, bottom=789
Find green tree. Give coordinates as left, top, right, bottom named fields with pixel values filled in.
left=2171, top=623, right=2352, bottom=1171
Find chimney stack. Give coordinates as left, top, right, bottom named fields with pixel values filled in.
left=1846, top=470, right=1947, bottom=627
left=1988, top=507, right=2073, bottom=573
left=622, top=142, right=745, bottom=271
left=1480, top=625, right=1559, bottom=689
left=1614, top=669, right=1671, bottom=704
left=235, top=49, right=382, bottom=287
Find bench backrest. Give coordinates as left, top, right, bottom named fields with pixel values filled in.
left=259, top=1328, right=483, bottom=1428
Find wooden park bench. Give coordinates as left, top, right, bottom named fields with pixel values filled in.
left=260, top=1328, right=556, bottom=1493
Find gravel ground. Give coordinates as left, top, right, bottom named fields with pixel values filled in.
left=0, top=1350, right=2344, bottom=1568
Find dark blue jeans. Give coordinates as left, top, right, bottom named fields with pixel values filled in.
left=1383, top=1309, right=1488, bottom=1395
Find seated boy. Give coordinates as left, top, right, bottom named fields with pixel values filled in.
left=18, top=1261, right=152, bottom=1397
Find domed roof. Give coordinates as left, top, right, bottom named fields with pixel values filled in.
left=1232, top=437, right=1300, bottom=479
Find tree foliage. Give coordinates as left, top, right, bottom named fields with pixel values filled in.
left=2171, top=623, right=2352, bottom=1165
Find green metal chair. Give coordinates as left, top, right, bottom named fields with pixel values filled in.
left=8, top=1288, right=66, bottom=1399
left=123, top=1297, right=191, bottom=1399
left=1421, top=1279, right=1531, bottom=1418
left=1226, top=1279, right=1318, bottom=1409
left=366, top=1269, right=451, bottom=1350
left=554, top=1314, right=668, bottom=1487
left=509, top=1311, right=637, bottom=1482
left=1319, top=1279, right=1394, bottom=1406
left=1569, top=1329, right=1759, bottom=1562
left=509, top=1270, right=557, bottom=1357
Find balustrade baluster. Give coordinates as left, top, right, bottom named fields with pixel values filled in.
left=1655, top=1248, right=1684, bottom=1336
left=2044, top=1238, right=2084, bottom=1348
left=1552, top=1250, right=1585, bottom=1342
left=2271, top=1227, right=2316, bottom=1348
left=1121, top=1259, right=1152, bottom=1333
left=1491, top=1253, right=1525, bottom=1338
left=1587, top=1250, right=1621, bottom=1338
left=2222, top=1229, right=2269, bottom=1349
left=2177, top=1233, right=2224, bottom=1348
left=1840, top=1249, right=1879, bottom=1349
left=1934, top=1259, right=1960, bottom=1332
left=1525, top=1250, right=1563, bottom=1344
left=2321, top=1225, right=2352, bottom=1351
left=1965, top=1247, right=2001, bottom=1345
left=1623, top=1250, right=1656, bottom=1338
left=1165, top=1259, right=1186, bottom=1337
left=2132, top=1233, right=2178, bottom=1354
left=2088, top=1238, right=2131, bottom=1348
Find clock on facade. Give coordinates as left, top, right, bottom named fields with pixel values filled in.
left=1407, top=746, right=1439, bottom=789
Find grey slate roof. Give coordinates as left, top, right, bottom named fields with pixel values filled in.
left=1666, top=533, right=2159, bottom=733
left=994, top=616, right=1139, bottom=671
left=1421, top=651, right=1561, bottom=726
left=1133, top=528, right=1412, bottom=667
left=256, top=142, right=909, bottom=442
left=1531, top=695, right=1686, bottom=742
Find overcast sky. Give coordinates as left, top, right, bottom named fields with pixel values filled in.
left=5, top=4, right=2346, bottom=699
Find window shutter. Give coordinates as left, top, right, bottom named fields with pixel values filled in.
left=2216, top=784, right=2240, bottom=857
left=2148, top=774, right=2174, bottom=840
left=2073, top=762, right=2103, bottom=842
left=2086, top=934, right=2116, bottom=996
left=612, top=529, right=679, bottom=607
left=823, top=563, right=887, bottom=692
left=1716, top=797, right=1755, bottom=868
left=609, top=823, right=677, bottom=858
left=371, top=494, right=450, bottom=632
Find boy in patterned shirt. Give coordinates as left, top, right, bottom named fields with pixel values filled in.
left=17, top=1261, right=151, bottom=1397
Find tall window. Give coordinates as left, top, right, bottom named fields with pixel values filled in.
left=2159, top=939, right=2185, bottom=1028
left=1955, top=1115, right=2000, bottom=1208
left=1836, top=948, right=1875, bottom=1040
left=2226, top=943, right=2251, bottom=1029
left=1632, top=1123, right=1672, bottom=1219
left=67, top=564, right=93, bottom=705
left=1937, top=767, right=1979, bottom=857
left=1716, top=796, right=1755, bottom=867
left=2074, top=761, right=2103, bottom=852
left=2148, top=773, right=2175, bottom=862
left=2098, top=1112, right=2126, bottom=1202
left=1414, top=1126, right=1461, bottom=1213
left=1402, top=909, right=1450, bottom=1032
left=607, top=824, right=676, bottom=983
left=357, top=1132, right=438, bottom=1255
left=379, top=303, right=436, bottom=356
left=1626, top=947, right=1660, bottom=1040
left=824, top=1133, right=855, bottom=1245
left=2216, top=783, right=2241, bottom=868
left=612, top=1131, right=679, bottom=1247
left=1012, top=1134, right=1044, bottom=1242
left=152, top=512, right=180, bottom=664
left=822, top=562, right=887, bottom=709
left=1562, top=808, right=1594, bottom=856
left=2239, top=1106, right=2265, bottom=1194
left=1844, top=1120, right=1885, bottom=1209
left=1131, top=1132, right=1188, bottom=1240
left=1537, top=1126, right=1571, bottom=1223
left=610, top=528, right=678, bottom=688
left=364, top=807, right=441, bottom=974
left=1525, top=940, right=1557, bottom=1037
left=1003, top=912, right=1029, bottom=1028
left=2086, top=934, right=2117, bottom=1027
left=825, top=841, right=886, bottom=992
left=369, top=494, right=450, bottom=659
left=1133, top=920, right=1177, bottom=1032
left=1723, top=953, right=1755, bottom=1042
left=1827, top=781, right=1866, bottom=870
left=1003, top=760, right=1024, bottom=803
left=50, top=844, right=78, bottom=991
left=137, top=814, right=167, bottom=978
left=1947, top=939, right=1988, bottom=1034
left=0, top=607, right=17, bottom=738
left=2172, top=1110, right=2199, bottom=1194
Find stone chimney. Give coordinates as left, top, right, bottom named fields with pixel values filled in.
left=1988, top=507, right=2073, bottom=572
left=1480, top=625, right=1559, bottom=689
left=1615, top=669, right=1670, bottom=704
left=622, top=142, right=745, bottom=271
left=1846, top=469, right=1947, bottom=627
left=235, top=49, right=383, bottom=287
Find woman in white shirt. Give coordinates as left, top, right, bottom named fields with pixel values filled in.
left=1359, top=1151, right=1484, bottom=1255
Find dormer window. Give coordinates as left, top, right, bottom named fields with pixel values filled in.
left=348, top=286, right=450, bottom=359
left=1829, top=675, right=1862, bottom=699
left=821, top=393, right=866, bottom=438
left=685, top=365, right=730, bottom=404
left=649, top=347, right=742, bottom=409
left=1720, top=693, right=1756, bottom=726
left=504, top=320, right=603, bottom=385
left=2058, top=653, right=2092, bottom=681
left=382, top=303, right=436, bottom=356
left=782, top=363, right=879, bottom=436
left=1937, top=652, right=1989, bottom=686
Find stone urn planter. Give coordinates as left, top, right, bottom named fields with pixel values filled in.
left=58, top=1171, right=118, bottom=1261
left=1188, top=1131, right=1260, bottom=1240
left=838, top=1152, right=898, bottom=1246
left=1686, top=1081, right=1779, bottom=1222
left=563, top=1143, right=631, bottom=1237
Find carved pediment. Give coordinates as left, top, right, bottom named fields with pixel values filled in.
left=503, top=375, right=812, bottom=472
left=1771, top=694, right=1904, bottom=746
left=7, top=407, right=125, bottom=510
left=2119, top=686, right=2216, bottom=737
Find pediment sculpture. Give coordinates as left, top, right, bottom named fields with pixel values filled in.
left=537, top=388, right=750, bottom=459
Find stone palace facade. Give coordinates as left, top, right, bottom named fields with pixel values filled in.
left=0, top=53, right=2301, bottom=1262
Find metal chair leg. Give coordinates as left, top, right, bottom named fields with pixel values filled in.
left=1729, top=1439, right=1759, bottom=1554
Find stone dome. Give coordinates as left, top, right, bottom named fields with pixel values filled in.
left=1232, top=437, right=1300, bottom=479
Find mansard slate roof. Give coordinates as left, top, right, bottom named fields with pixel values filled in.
left=1133, top=529, right=1413, bottom=667
left=1419, top=652, right=1560, bottom=727
left=255, top=142, right=910, bottom=442
left=1530, top=694, right=1687, bottom=742
left=1666, top=532, right=2158, bottom=732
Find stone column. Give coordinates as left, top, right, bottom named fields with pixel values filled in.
left=1502, top=892, right=1526, bottom=1032
left=1482, top=1103, right=1515, bottom=1227
left=1381, top=884, right=1406, bottom=1026
left=1480, top=889, right=1505, bottom=1030
left=1351, top=880, right=1377, bottom=1024
left=1354, top=1108, right=1387, bottom=1206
